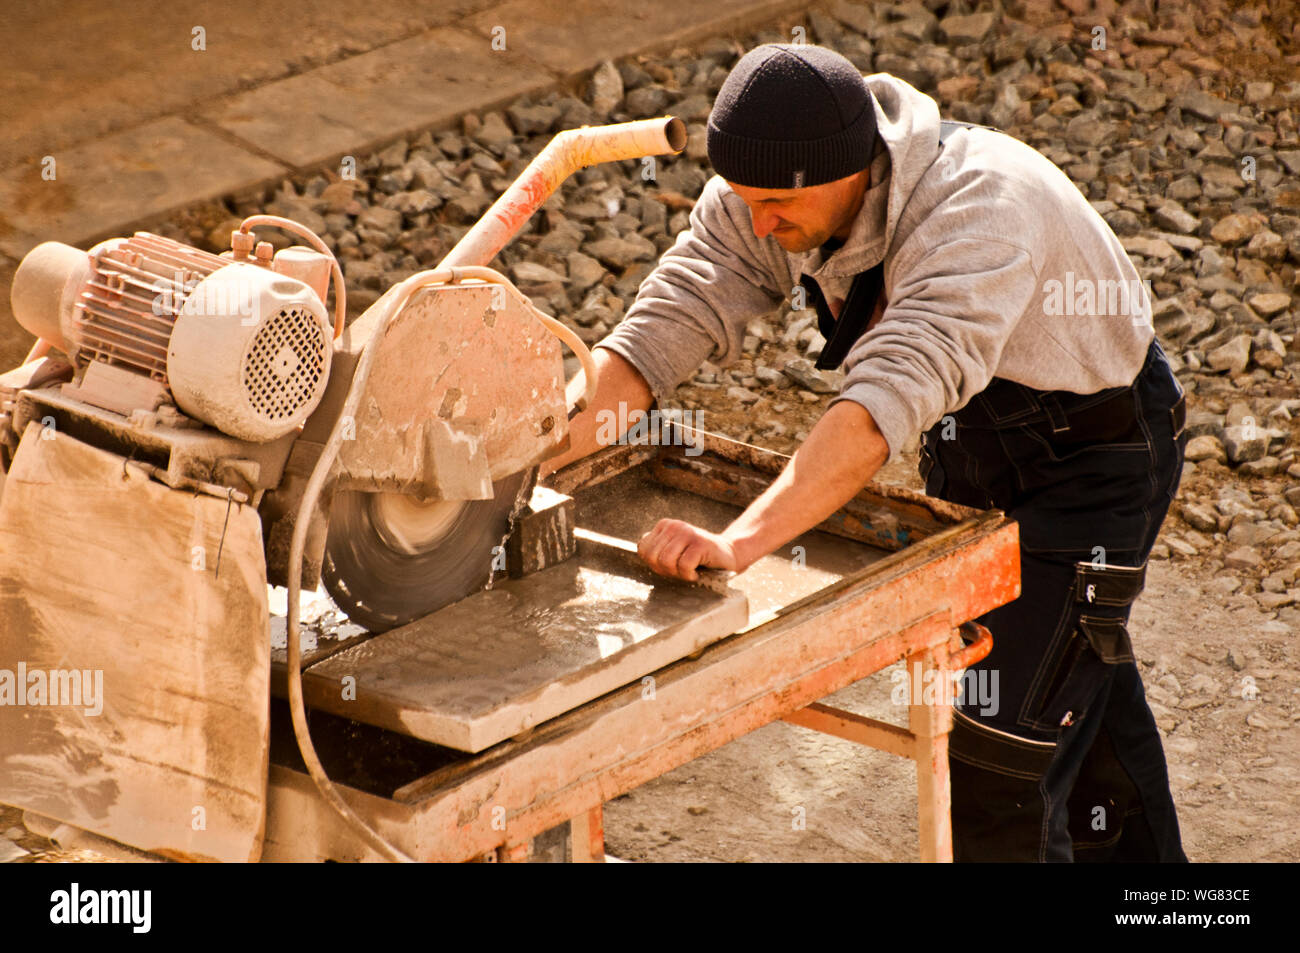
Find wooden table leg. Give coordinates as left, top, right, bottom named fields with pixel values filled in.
left=908, top=643, right=954, bottom=862
left=570, top=804, right=605, bottom=862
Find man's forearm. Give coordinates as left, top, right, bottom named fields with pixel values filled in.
left=722, top=400, right=890, bottom=570
left=539, top=347, right=655, bottom=477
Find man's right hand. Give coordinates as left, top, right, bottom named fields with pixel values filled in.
left=637, top=517, right=740, bottom=581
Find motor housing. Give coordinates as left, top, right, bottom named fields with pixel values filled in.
left=10, top=232, right=332, bottom=442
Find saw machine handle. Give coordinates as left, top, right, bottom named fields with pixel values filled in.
left=438, top=116, right=687, bottom=271
left=525, top=299, right=599, bottom=417
left=951, top=621, right=993, bottom=670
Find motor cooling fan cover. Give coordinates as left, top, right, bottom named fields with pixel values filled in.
left=168, top=263, right=331, bottom=442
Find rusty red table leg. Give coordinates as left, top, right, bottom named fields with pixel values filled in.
left=570, top=804, right=605, bottom=862
left=907, top=640, right=954, bottom=863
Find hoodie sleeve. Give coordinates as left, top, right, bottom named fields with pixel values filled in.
left=595, top=176, right=788, bottom=403
left=828, top=236, right=1040, bottom=463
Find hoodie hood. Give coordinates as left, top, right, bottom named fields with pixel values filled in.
left=797, top=73, right=942, bottom=282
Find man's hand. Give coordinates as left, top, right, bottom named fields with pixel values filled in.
left=637, top=519, right=739, bottom=582
left=637, top=400, right=890, bottom=582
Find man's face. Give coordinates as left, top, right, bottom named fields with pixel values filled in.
left=726, top=169, right=871, bottom=253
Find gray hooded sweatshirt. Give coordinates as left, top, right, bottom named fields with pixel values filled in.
left=595, top=73, right=1155, bottom=463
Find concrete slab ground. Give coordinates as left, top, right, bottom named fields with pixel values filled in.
left=0, top=0, right=811, bottom=365
left=467, top=0, right=814, bottom=75
left=201, top=27, right=552, bottom=169
left=0, top=117, right=285, bottom=260
left=0, top=0, right=501, bottom=171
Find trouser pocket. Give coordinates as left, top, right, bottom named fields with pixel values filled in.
left=1021, top=561, right=1146, bottom=731
left=949, top=709, right=1058, bottom=861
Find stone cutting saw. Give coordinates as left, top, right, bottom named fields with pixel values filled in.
left=0, top=117, right=686, bottom=861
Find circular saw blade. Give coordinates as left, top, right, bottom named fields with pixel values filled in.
left=322, top=467, right=537, bottom=633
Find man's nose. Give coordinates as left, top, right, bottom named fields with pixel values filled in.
left=749, top=208, right=782, bottom=239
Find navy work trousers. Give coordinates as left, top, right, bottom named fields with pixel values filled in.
left=920, top=339, right=1189, bottom=862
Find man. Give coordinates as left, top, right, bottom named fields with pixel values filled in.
left=542, top=43, right=1187, bottom=862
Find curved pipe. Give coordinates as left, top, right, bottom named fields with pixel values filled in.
left=237, top=215, right=348, bottom=340
left=23, top=339, right=51, bottom=364
left=439, top=116, right=686, bottom=270
left=530, top=304, right=598, bottom=414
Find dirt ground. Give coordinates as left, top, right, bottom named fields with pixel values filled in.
left=606, top=544, right=1300, bottom=863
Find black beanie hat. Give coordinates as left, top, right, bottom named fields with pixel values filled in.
left=707, top=44, right=877, bottom=189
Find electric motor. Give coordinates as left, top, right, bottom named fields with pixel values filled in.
left=10, top=232, right=333, bottom=442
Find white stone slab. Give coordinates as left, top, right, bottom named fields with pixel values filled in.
left=301, top=538, right=749, bottom=752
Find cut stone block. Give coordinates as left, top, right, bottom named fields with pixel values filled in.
left=507, top=485, right=577, bottom=578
